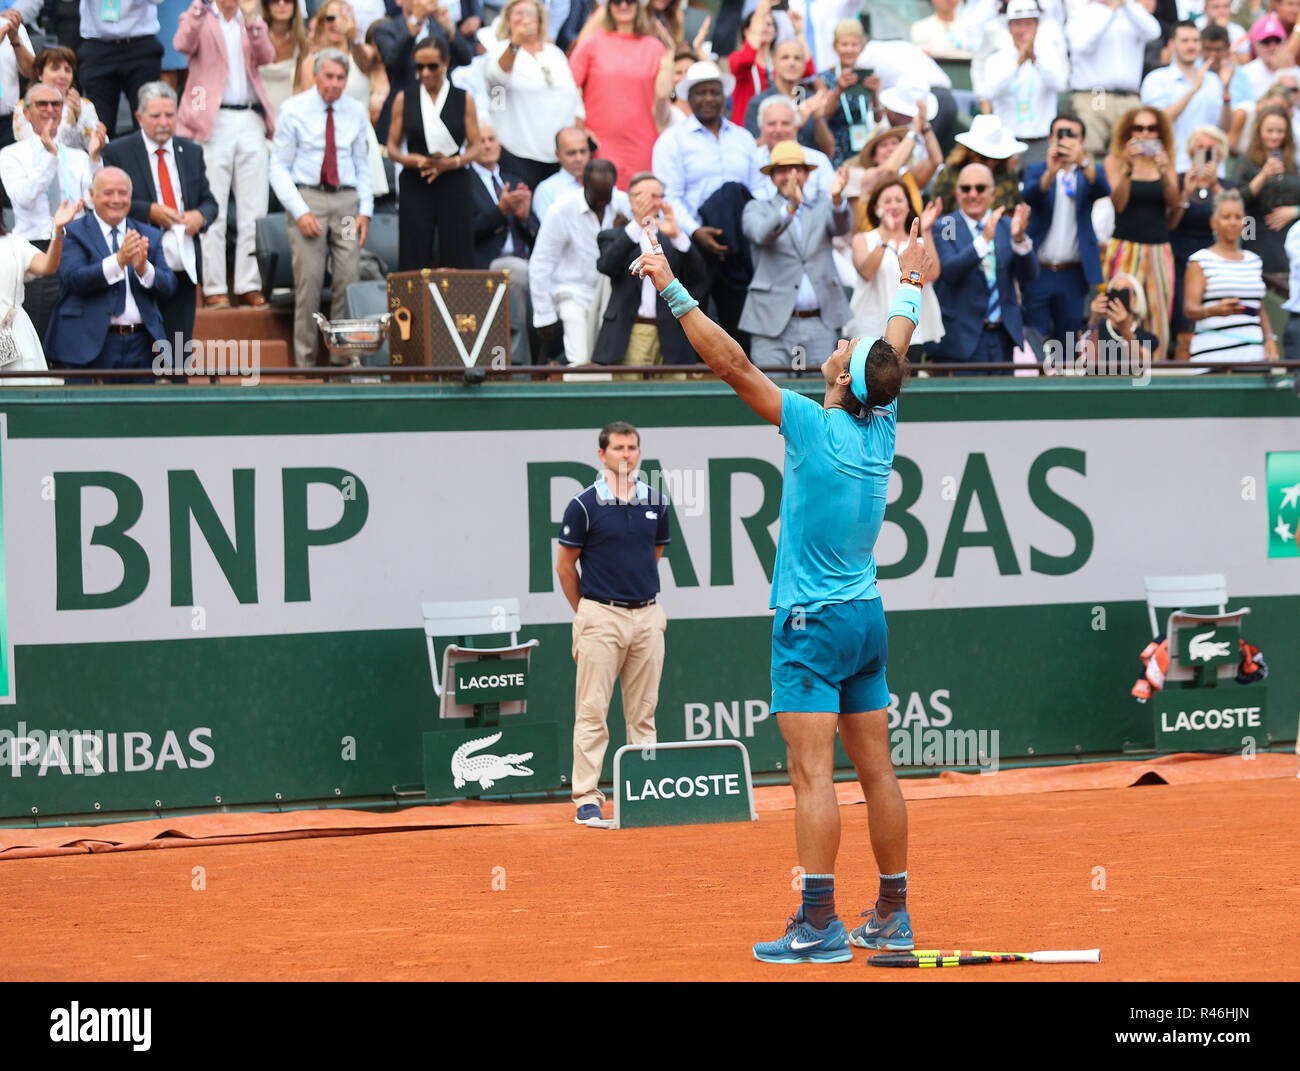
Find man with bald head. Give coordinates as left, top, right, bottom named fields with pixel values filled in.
left=930, top=163, right=1038, bottom=374
left=44, top=165, right=178, bottom=379
left=532, top=126, right=592, bottom=225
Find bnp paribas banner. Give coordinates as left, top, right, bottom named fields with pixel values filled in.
left=0, top=381, right=1296, bottom=820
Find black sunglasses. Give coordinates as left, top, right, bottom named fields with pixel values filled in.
left=1052, top=128, right=1080, bottom=139
left=324, top=14, right=338, bottom=21
left=1131, top=123, right=1160, bottom=133
left=958, top=183, right=989, bottom=193
left=610, top=0, right=638, bottom=6
left=415, top=62, right=441, bottom=71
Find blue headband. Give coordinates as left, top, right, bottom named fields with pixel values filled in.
left=848, top=335, right=880, bottom=406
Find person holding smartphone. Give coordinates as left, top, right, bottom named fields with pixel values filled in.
left=1235, top=104, right=1300, bottom=285
left=817, top=18, right=881, bottom=166
left=1080, top=272, right=1159, bottom=371
left=1183, top=188, right=1276, bottom=364
left=1168, top=125, right=1235, bottom=360
left=1102, top=106, right=1180, bottom=357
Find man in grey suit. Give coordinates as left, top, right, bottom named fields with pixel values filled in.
left=739, top=142, right=851, bottom=368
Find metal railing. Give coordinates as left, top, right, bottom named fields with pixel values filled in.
left=2, top=361, right=1298, bottom=384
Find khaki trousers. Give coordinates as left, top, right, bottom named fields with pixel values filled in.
left=571, top=598, right=666, bottom=806
left=1069, top=90, right=1142, bottom=157
left=620, top=322, right=691, bottom=381
left=286, top=186, right=361, bottom=367
left=614, top=321, right=662, bottom=381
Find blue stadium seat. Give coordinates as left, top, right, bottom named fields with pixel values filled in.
left=343, top=280, right=392, bottom=367
left=363, top=213, right=399, bottom=276
left=254, top=213, right=299, bottom=308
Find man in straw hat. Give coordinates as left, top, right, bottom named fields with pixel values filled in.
left=740, top=140, right=851, bottom=368
left=634, top=214, right=937, bottom=964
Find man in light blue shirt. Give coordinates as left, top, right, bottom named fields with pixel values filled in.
left=652, top=60, right=761, bottom=347
left=78, top=0, right=166, bottom=138
left=269, top=49, right=373, bottom=367
left=652, top=64, right=759, bottom=241
left=636, top=217, right=935, bottom=964
left=1140, top=21, right=1234, bottom=173
left=532, top=126, right=589, bottom=226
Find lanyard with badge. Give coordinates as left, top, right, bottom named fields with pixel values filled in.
left=1013, top=63, right=1036, bottom=127
left=101, top=0, right=120, bottom=22
left=32, top=137, right=73, bottom=217
left=839, top=72, right=871, bottom=153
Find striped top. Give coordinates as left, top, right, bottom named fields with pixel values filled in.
left=1188, top=247, right=1266, bottom=364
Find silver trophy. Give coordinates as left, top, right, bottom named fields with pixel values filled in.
left=313, top=312, right=392, bottom=381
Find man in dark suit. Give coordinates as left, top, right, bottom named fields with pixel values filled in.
left=1020, top=113, right=1110, bottom=353
left=101, top=82, right=219, bottom=374
left=593, top=171, right=707, bottom=370
left=44, top=167, right=178, bottom=379
left=470, top=122, right=538, bottom=365
left=931, top=163, right=1038, bottom=374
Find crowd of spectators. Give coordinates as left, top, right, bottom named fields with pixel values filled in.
left=0, top=0, right=1298, bottom=381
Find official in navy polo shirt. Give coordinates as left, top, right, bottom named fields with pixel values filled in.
left=556, top=420, right=674, bottom=827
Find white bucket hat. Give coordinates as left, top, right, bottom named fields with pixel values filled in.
left=955, top=114, right=1029, bottom=159
left=1005, top=0, right=1041, bottom=19
left=675, top=60, right=737, bottom=101
left=878, top=79, right=939, bottom=122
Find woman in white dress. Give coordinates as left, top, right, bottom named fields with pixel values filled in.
left=0, top=198, right=82, bottom=387
left=1182, top=188, right=1278, bottom=364
left=259, top=0, right=307, bottom=120
left=12, top=47, right=106, bottom=152
left=848, top=178, right=944, bottom=350
left=297, top=0, right=389, bottom=196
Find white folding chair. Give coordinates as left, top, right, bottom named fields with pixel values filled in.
left=422, top=599, right=540, bottom=719
left=1143, top=574, right=1249, bottom=683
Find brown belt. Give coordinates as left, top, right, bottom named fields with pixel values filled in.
left=1040, top=260, right=1080, bottom=272
left=108, top=323, right=147, bottom=334
left=793, top=308, right=821, bottom=318
left=634, top=316, right=657, bottom=326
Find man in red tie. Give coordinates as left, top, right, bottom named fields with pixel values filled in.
left=269, top=48, right=374, bottom=368
left=102, top=82, right=220, bottom=375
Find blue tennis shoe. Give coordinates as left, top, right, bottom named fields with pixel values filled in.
left=752, top=908, right=853, bottom=964
left=849, top=907, right=914, bottom=950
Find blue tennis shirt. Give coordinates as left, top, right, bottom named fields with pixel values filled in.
left=770, top=390, right=897, bottom=612
left=558, top=476, right=673, bottom=602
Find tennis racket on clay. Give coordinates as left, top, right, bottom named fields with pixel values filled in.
left=868, top=948, right=1101, bottom=968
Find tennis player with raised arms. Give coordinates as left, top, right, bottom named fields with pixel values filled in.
left=634, top=218, right=936, bottom=964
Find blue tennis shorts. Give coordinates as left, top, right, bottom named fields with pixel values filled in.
left=770, top=598, right=890, bottom=714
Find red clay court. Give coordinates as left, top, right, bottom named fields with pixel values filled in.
left=2, top=753, right=1296, bottom=982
